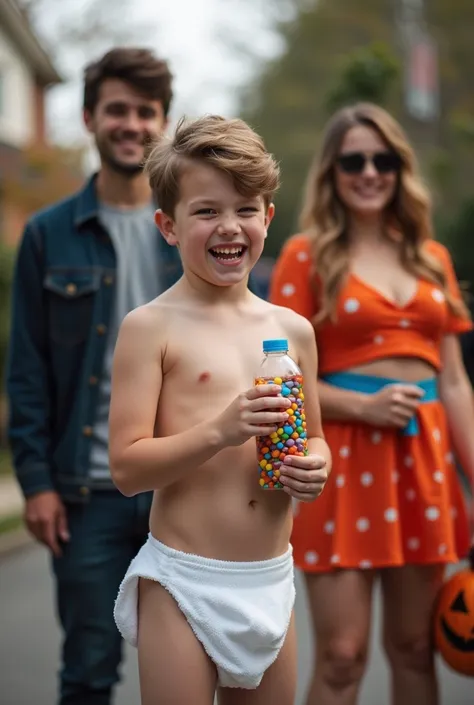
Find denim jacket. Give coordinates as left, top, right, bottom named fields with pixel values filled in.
left=7, top=175, right=264, bottom=502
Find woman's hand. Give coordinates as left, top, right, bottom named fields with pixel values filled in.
left=360, top=384, right=425, bottom=428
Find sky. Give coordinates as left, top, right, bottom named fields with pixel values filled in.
left=34, top=0, right=284, bottom=151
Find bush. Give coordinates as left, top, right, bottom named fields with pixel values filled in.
left=436, top=198, right=474, bottom=309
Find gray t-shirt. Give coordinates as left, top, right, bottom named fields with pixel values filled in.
left=89, top=203, right=161, bottom=483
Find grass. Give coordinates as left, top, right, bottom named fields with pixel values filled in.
left=0, top=448, right=21, bottom=538
left=0, top=514, right=23, bottom=536
left=0, top=448, right=12, bottom=477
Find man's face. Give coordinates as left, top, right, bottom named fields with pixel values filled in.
left=84, top=78, right=168, bottom=176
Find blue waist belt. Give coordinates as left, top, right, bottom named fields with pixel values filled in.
left=321, top=372, right=439, bottom=437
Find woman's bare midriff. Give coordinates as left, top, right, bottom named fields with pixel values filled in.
left=345, top=356, right=437, bottom=382
left=149, top=441, right=293, bottom=561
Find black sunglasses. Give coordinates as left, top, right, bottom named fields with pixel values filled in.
left=336, top=151, right=402, bottom=175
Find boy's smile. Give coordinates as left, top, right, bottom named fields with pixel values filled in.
left=208, top=243, right=248, bottom=267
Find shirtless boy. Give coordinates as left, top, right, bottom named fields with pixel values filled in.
left=110, top=115, right=332, bottom=705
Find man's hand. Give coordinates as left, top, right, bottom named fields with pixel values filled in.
left=24, top=490, right=69, bottom=557
left=279, top=454, right=328, bottom=503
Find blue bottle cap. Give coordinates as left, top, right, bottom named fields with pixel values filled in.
left=263, top=339, right=289, bottom=353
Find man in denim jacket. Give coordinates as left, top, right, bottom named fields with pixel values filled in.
left=7, top=47, right=212, bottom=705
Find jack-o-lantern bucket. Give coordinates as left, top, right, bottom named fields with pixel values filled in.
left=434, top=546, right=474, bottom=676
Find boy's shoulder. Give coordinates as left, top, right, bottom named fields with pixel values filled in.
left=266, top=299, right=315, bottom=341
left=120, top=295, right=170, bottom=340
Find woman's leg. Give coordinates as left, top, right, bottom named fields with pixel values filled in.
left=304, top=569, right=375, bottom=705
left=137, top=578, right=217, bottom=705
left=381, top=564, right=445, bottom=705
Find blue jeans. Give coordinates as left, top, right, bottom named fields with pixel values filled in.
left=52, top=490, right=152, bottom=705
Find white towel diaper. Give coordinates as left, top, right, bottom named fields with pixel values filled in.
left=114, top=534, right=295, bottom=689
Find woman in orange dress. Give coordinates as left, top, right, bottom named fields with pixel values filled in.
left=270, top=103, right=474, bottom=705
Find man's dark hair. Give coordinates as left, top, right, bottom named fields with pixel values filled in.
left=83, top=47, right=173, bottom=116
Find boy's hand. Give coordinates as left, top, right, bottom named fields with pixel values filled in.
left=279, top=454, right=328, bottom=502
left=217, top=384, right=291, bottom=447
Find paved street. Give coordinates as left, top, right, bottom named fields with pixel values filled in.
left=1, top=544, right=472, bottom=705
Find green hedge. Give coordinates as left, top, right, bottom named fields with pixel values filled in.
left=436, top=198, right=474, bottom=310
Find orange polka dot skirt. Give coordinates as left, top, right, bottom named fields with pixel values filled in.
left=291, top=399, right=470, bottom=572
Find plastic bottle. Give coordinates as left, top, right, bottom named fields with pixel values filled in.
left=254, top=339, right=308, bottom=490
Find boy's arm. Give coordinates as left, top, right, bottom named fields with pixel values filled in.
left=109, top=307, right=289, bottom=496
left=295, top=316, right=332, bottom=469
left=109, top=308, right=225, bottom=496
left=276, top=310, right=332, bottom=502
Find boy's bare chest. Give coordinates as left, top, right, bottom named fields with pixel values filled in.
left=164, top=316, right=287, bottom=400
left=177, top=333, right=263, bottom=387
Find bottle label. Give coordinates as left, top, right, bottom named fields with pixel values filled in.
left=254, top=375, right=308, bottom=490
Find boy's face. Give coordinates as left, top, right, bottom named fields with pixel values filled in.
left=156, top=162, right=274, bottom=288
left=84, top=79, right=167, bottom=177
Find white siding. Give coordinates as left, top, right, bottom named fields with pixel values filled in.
left=0, top=25, right=34, bottom=148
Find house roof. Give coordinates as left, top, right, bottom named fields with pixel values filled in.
left=0, top=0, right=62, bottom=86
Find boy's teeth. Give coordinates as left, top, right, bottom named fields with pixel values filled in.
left=209, top=245, right=245, bottom=260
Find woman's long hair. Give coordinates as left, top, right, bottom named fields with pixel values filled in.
left=300, top=102, right=467, bottom=323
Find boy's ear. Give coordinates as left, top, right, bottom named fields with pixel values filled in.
left=83, top=108, right=95, bottom=135
left=264, top=203, right=275, bottom=237
left=155, top=209, right=178, bottom=246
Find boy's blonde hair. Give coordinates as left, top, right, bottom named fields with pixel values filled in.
left=145, top=115, right=280, bottom=216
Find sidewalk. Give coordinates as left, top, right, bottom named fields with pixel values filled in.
left=0, top=474, right=32, bottom=556
left=0, top=474, right=24, bottom=520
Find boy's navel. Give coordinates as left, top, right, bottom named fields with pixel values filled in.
left=198, top=371, right=211, bottom=383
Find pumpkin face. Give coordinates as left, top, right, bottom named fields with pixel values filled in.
left=434, top=569, right=474, bottom=676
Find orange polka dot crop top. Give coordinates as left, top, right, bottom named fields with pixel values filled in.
left=270, top=234, right=472, bottom=376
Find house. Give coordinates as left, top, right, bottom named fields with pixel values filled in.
left=0, top=0, right=82, bottom=245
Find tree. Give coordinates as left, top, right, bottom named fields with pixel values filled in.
left=17, top=0, right=155, bottom=145
left=325, top=42, right=400, bottom=115
left=17, top=0, right=151, bottom=59
left=238, top=0, right=474, bottom=258
left=239, top=0, right=396, bottom=257
left=427, top=0, right=474, bottom=209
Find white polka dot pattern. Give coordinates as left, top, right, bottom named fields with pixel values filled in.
left=425, top=506, right=440, bottom=521
left=281, top=283, right=295, bottom=297
left=407, top=537, right=420, bottom=551
left=324, top=520, right=335, bottom=535
left=384, top=508, right=398, bottom=523
left=304, top=551, right=319, bottom=565
left=356, top=517, right=370, bottom=532
left=360, top=472, right=374, bottom=487
left=344, top=298, right=360, bottom=313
